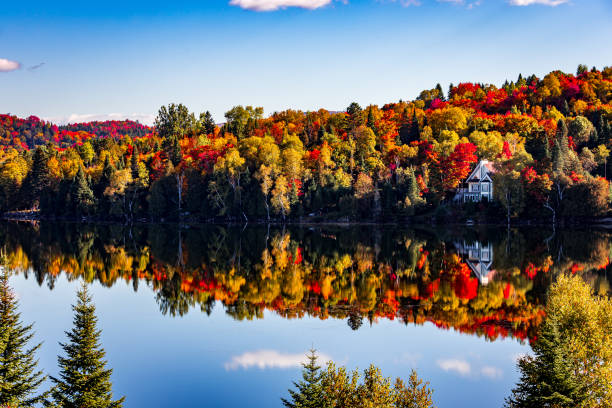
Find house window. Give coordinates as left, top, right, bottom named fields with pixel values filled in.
left=482, top=183, right=489, bottom=192
left=470, top=184, right=479, bottom=192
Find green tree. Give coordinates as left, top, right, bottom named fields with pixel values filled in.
left=506, top=274, right=612, bottom=407
left=162, top=134, right=182, bottom=167
left=435, top=83, right=444, bottom=101
left=493, top=168, right=524, bottom=226
left=46, top=284, right=125, bottom=408
left=199, top=111, right=216, bottom=135
left=154, top=103, right=196, bottom=140
left=224, top=106, right=263, bottom=140
left=0, top=269, right=47, bottom=407
left=70, top=166, right=96, bottom=216
left=282, top=349, right=326, bottom=408
left=22, top=146, right=50, bottom=207
left=130, top=146, right=140, bottom=181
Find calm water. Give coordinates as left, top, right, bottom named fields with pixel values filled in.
left=4, top=222, right=611, bottom=407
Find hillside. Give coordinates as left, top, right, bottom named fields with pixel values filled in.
left=1, top=65, right=611, bottom=223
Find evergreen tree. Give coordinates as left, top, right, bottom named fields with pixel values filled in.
left=70, top=166, right=96, bottom=216
left=448, top=83, right=454, bottom=100
left=46, top=284, right=125, bottom=408
left=23, top=146, right=50, bottom=207
left=556, top=119, right=569, bottom=156
left=406, top=169, right=419, bottom=205
left=552, top=140, right=565, bottom=174
left=0, top=269, right=47, bottom=407
left=162, top=135, right=182, bottom=167
left=316, top=123, right=325, bottom=144
left=576, top=64, right=588, bottom=76
left=130, top=146, right=140, bottom=181
left=200, top=111, right=216, bottom=135
left=367, top=107, right=376, bottom=134
left=282, top=349, right=326, bottom=408
left=409, top=110, right=420, bottom=142
left=562, top=100, right=570, bottom=116
left=435, top=83, right=444, bottom=101
left=505, top=311, right=585, bottom=407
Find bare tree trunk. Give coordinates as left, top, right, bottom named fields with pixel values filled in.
left=176, top=171, right=184, bottom=219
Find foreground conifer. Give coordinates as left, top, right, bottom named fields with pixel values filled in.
left=282, top=349, right=326, bottom=408
left=0, top=269, right=47, bottom=407
left=45, top=284, right=124, bottom=408
left=506, top=274, right=612, bottom=407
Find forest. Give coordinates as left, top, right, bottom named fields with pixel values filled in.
left=1, top=65, right=612, bottom=223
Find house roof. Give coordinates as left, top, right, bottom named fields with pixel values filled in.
left=465, top=160, right=496, bottom=182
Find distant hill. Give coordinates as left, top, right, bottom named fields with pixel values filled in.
left=0, top=115, right=154, bottom=150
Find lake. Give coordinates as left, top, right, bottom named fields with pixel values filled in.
left=3, top=222, right=611, bottom=407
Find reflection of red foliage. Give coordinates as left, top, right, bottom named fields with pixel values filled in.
left=570, top=263, right=583, bottom=274
left=525, top=263, right=538, bottom=279
left=416, top=251, right=428, bottom=270
left=294, top=247, right=303, bottom=264
left=503, top=282, right=512, bottom=299
left=453, top=264, right=478, bottom=300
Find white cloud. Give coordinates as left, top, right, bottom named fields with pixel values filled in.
left=0, top=58, right=21, bottom=72
left=398, top=352, right=422, bottom=367
left=44, top=113, right=156, bottom=126
left=481, top=366, right=503, bottom=379
left=229, top=0, right=334, bottom=11
left=509, top=0, right=569, bottom=6
left=225, top=350, right=332, bottom=370
left=437, top=358, right=471, bottom=376
left=377, top=0, right=421, bottom=6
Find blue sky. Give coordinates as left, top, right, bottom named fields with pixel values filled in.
left=1, top=0, right=611, bottom=125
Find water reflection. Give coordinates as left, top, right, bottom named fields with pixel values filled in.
left=2, top=222, right=610, bottom=344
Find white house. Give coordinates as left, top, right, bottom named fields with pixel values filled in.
left=454, top=160, right=496, bottom=203
left=454, top=240, right=497, bottom=285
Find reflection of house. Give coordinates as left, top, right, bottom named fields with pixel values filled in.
left=454, top=160, right=496, bottom=203
left=454, top=240, right=496, bottom=285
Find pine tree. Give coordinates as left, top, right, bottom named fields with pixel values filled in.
left=0, top=269, right=47, bottom=407
left=46, top=284, right=125, bottom=408
left=70, top=166, right=96, bottom=216
left=23, top=146, right=50, bottom=206
left=552, top=140, right=565, bottom=174
left=200, top=111, right=216, bottom=135
left=409, top=110, right=420, bottom=142
left=162, top=135, right=182, bottom=167
left=435, top=83, right=444, bottom=101
left=367, top=107, right=376, bottom=134
left=576, top=64, right=588, bottom=76
left=562, top=100, right=570, bottom=116
left=556, top=119, right=569, bottom=156
left=282, top=349, right=327, bottom=408
left=505, top=315, right=585, bottom=407
left=406, top=169, right=419, bottom=205
left=130, top=146, right=140, bottom=181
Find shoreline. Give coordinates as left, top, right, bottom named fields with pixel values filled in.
left=4, top=211, right=612, bottom=229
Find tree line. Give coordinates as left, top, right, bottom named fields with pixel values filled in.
left=0, top=65, right=611, bottom=223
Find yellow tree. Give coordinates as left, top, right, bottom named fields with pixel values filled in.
left=271, top=175, right=290, bottom=220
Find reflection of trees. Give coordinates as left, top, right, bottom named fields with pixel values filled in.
left=1, top=222, right=610, bottom=342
